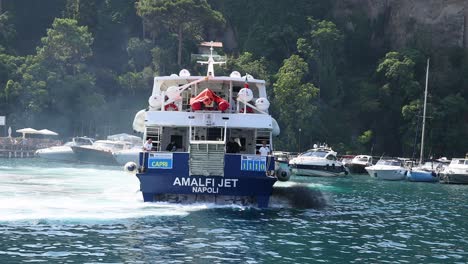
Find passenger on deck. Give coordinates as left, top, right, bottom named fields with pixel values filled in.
left=166, top=141, right=177, bottom=151
left=259, top=141, right=270, bottom=156
left=143, top=138, right=153, bottom=151
left=226, top=138, right=240, bottom=153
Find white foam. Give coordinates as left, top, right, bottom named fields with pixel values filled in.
left=0, top=160, right=221, bottom=223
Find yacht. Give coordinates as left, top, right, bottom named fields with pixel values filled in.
left=71, top=140, right=133, bottom=165
left=35, top=137, right=94, bottom=162
left=346, top=155, right=373, bottom=174
left=365, top=159, right=407, bottom=180
left=439, top=158, right=468, bottom=184
left=125, top=41, right=284, bottom=207
left=289, top=145, right=348, bottom=177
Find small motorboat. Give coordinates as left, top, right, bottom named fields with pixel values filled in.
left=346, top=155, right=373, bottom=174
left=35, top=137, right=94, bottom=162
left=72, top=140, right=134, bottom=165
left=365, top=159, right=406, bottom=180
left=439, top=158, right=468, bottom=184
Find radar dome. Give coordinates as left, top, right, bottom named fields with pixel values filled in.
left=255, top=97, right=270, bottom=111
left=243, top=74, right=254, bottom=80
left=179, top=69, right=191, bottom=77
left=230, top=71, right=241, bottom=78
left=237, top=88, right=253, bottom=102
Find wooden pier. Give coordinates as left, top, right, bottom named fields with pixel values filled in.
left=0, top=137, right=61, bottom=158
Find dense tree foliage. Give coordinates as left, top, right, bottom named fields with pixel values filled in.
left=0, top=0, right=466, bottom=158
left=136, top=0, right=224, bottom=66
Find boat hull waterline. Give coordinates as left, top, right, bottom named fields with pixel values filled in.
left=406, top=170, right=438, bottom=182
left=71, top=146, right=118, bottom=165
left=366, top=168, right=406, bottom=181
left=291, top=165, right=348, bottom=177
left=36, top=147, right=76, bottom=162
left=439, top=173, right=468, bottom=184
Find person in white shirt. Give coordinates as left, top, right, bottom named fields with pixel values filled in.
left=143, top=138, right=153, bottom=151
left=259, top=141, right=270, bottom=156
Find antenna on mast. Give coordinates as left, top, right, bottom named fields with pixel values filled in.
left=195, top=41, right=225, bottom=77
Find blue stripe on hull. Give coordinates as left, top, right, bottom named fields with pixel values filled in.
left=136, top=152, right=277, bottom=208
left=407, top=170, right=438, bottom=182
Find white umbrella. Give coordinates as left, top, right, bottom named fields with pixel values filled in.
left=16, top=128, right=39, bottom=138
left=8, top=126, right=11, bottom=138
left=38, top=129, right=59, bottom=136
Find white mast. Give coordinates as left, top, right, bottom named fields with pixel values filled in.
left=197, top=41, right=225, bottom=77
left=419, top=58, right=429, bottom=165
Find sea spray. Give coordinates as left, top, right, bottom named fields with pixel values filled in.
left=270, top=184, right=328, bottom=209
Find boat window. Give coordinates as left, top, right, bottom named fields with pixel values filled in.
left=458, top=160, right=465, bottom=164
left=326, top=155, right=336, bottom=161
left=376, top=160, right=401, bottom=166
left=115, top=144, right=126, bottom=150
left=95, top=142, right=114, bottom=148
left=301, top=151, right=327, bottom=158
left=357, top=157, right=369, bottom=162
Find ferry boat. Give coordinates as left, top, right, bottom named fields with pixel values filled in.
left=126, top=42, right=282, bottom=207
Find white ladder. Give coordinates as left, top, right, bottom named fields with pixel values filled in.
left=146, top=126, right=162, bottom=151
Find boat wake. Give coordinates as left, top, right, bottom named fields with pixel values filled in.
left=270, top=184, right=328, bottom=209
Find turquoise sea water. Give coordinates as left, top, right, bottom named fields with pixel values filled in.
left=0, top=159, right=467, bottom=263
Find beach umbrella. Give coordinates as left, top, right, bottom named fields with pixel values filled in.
left=8, top=126, right=11, bottom=138
left=16, top=128, right=39, bottom=138
left=38, top=129, right=59, bottom=136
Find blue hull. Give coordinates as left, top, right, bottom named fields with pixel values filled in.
left=136, top=152, right=277, bottom=207
left=407, top=170, right=438, bottom=182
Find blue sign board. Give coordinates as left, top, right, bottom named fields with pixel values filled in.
left=241, top=155, right=266, bottom=171
left=148, top=153, right=173, bottom=169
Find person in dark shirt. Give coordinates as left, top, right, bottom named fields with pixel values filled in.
left=166, top=141, right=176, bottom=151
left=226, top=138, right=240, bottom=153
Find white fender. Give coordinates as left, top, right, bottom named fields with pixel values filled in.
left=133, top=109, right=146, bottom=133
left=237, top=88, right=253, bottom=102
left=272, top=117, right=280, bottom=136
left=255, top=97, right=270, bottom=111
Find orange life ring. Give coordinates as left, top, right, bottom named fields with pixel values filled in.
left=164, top=103, right=178, bottom=111
left=240, top=106, right=254, bottom=113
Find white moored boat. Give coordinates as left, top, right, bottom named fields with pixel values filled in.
left=72, top=140, right=134, bottom=165
left=289, top=145, right=348, bottom=177
left=439, top=158, right=468, bottom=184
left=346, top=155, right=373, bottom=174
left=35, top=137, right=94, bottom=162
left=365, top=159, right=407, bottom=180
